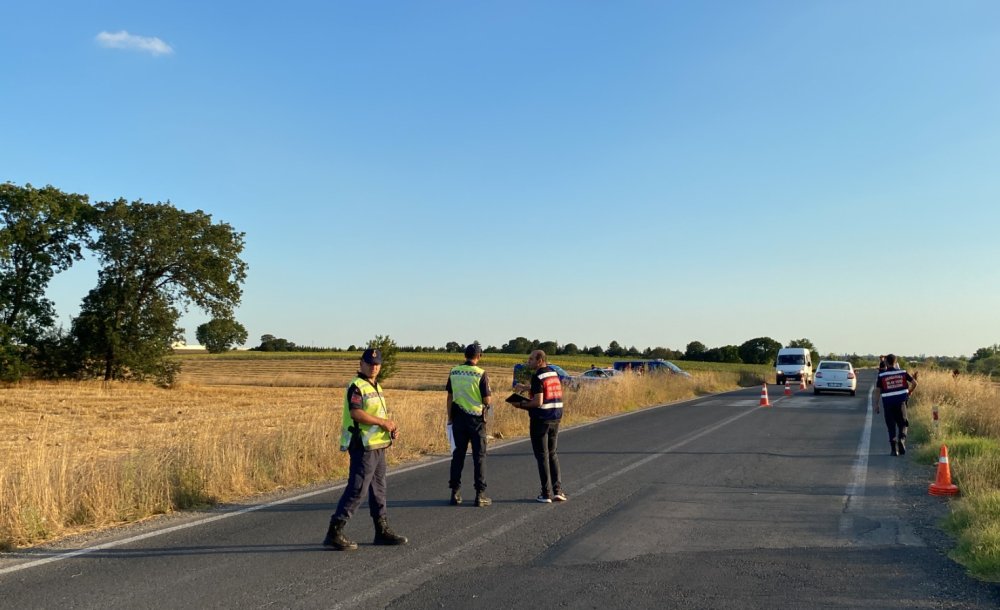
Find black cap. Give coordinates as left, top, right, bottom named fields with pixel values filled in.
left=464, top=343, right=482, bottom=359
left=361, top=348, right=382, bottom=365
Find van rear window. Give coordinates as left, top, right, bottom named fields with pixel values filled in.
left=778, top=355, right=805, bottom=365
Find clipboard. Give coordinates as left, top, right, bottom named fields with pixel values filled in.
left=505, top=392, right=528, bottom=405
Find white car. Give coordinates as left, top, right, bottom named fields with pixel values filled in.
left=576, top=368, right=622, bottom=382
left=813, top=360, right=857, bottom=396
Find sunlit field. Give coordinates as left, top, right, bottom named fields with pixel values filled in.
left=908, top=369, right=1000, bottom=580
left=0, top=365, right=742, bottom=550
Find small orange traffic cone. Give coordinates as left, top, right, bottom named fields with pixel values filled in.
left=799, top=377, right=807, bottom=390
left=784, top=380, right=792, bottom=396
left=759, top=383, right=771, bottom=407
left=929, top=445, right=959, bottom=496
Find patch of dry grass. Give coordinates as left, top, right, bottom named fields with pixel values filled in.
left=0, top=370, right=735, bottom=549
left=908, top=369, right=1000, bottom=580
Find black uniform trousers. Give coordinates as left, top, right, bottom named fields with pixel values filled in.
left=332, top=442, right=387, bottom=522
left=529, top=418, right=562, bottom=495
left=449, top=406, right=487, bottom=492
left=883, top=401, right=909, bottom=443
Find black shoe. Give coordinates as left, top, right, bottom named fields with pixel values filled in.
left=373, top=517, right=408, bottom=546
left=890, top=441, right=899, bottom=456
left=475, top=492, right=492, bottom=507
left=450, top=489, right=462, bottom=505
left=898, top=439, right=906, bottom=455
left=322, top=519, right=358, bottom=551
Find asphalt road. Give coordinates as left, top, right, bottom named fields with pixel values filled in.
left=3, top=371, right=999, bottom=609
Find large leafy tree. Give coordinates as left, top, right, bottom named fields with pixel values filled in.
left=738, top=337, right=782, bottom=365
left=684, top=341, right=707, bottom=361
left=0, top=183, right=91, bottom=378
left=196, top=318, right=248, bottom=353
left=71, top=199, right=247, bottom=383
left=787, top=338, right=820, bottom=365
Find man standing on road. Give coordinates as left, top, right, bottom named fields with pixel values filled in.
left=446, top=342, right=493, bottom=507
left=514, top=350, right=567, bottom=503
left=874, top=353, right=917, bottom=456
left=322, top=348, right=408, bottom=551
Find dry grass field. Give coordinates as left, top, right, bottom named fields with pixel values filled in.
left=0, top=359, right=740, bottom=550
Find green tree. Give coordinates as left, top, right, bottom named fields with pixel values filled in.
left=445, top=341, right=462, bottom=352
left=587, top=344, right=604, bottom=357
left=606, top=340, right=625, bottom=357
left=704, top=345, right=742, bottom=363
left=787, top=338, right=820, bottom=365
left=253, top=334, right=296, bottom=351
left=970, top=344, right=1000, bottom=365
left=684, top=341, right=707, bottom=360
left=367, top=334, right=399, bottom=382
left=0, top=183, right=91, bottom=378
left=537, top=340, right=559, bottom=355
left=561, top=343, right=579, bottom=356
left=501, top=337, right=532, bottom=354
left=738, top=337, right=782, bottom=365
left=71, top=199, right=247, bottom=384
left=196, top=318, right=248, bottom=353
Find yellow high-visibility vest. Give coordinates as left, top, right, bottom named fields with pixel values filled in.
left=339, top=376, right=391, bottom=451
left=449, top=364, right=486, bottom=416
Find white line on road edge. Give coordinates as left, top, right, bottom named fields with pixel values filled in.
left=838, top=386, right=875, bottom=538
left=0, top=390, right=741, bottom=577
left=331, top=406, right=760, bottom=610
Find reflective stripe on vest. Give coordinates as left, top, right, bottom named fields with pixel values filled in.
left=340, top=377, right=392, bottom=451
left=533, top=369, right=564, bottom=412
left=878, top=369, right=910, bottom=400
left=449, top=364, right=486, bottom=416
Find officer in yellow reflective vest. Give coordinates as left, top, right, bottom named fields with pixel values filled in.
left=446, top=343, right=493, bottom=507
left=322, top=349, right=408, bottom=551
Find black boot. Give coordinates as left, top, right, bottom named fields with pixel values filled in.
left=898, top=438, right=906, bottom=455
left=322, top=518, right=358, bottom=551
left=373, top=517, right=408, bottom=546
left=450, top=488, right=462, bottom=505
left=890, top=440, right=899, bottom=456
left=475, top=491, right=492, bottom=507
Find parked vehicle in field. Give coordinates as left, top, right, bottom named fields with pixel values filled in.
left=813, top=360, right=857, bottom=396
left=511, top=363, right=573, bottom=388
left=775, top=347, right=813, bottom=385
left=576, top=368, right=623, bottom=383
left=612, top=359, right=692, bottom=379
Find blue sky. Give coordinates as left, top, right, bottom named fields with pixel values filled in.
left=2, top=1, right=998, bottom=357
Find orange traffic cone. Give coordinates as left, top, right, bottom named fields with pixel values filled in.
left=929, top=445, right=959, bottom=496
left=759, top=383, right=771, bottom=407
left=784, top=380, right=792, bottom=396
left=799, top=377, right=807, bottom=390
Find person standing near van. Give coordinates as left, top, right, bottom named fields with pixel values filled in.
left=513, top=350, right=567, bottom=503
left=446, top=342, right=493, bottom=507
left=874, top=354, right=917, bottom=456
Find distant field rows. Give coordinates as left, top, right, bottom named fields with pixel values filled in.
left=176, top=358, right=518, bottom=391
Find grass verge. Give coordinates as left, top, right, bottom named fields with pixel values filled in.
left=908, top=369, right=1000, bottom=581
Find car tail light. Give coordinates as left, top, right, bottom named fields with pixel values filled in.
left=848, top=372, right=855, bottom=379
left=815, top=372, right=823, bottom=378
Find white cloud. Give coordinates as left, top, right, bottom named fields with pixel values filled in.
left=95, top=30, right=173, bottom=56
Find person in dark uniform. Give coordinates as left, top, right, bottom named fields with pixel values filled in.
left=446, top=342, right=493, bottom=507
left=874, top=353, right=917, bottom=456
left=513, top=350, right=567, bottom=503
left=322, top=348, right=408, bottom=551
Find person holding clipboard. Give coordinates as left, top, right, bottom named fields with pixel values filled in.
left=509, top=350, right=567, bottom=503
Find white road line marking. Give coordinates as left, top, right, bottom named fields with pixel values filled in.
left=838, top=385, right=875, bottom=538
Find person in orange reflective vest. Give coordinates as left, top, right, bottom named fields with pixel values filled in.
left=513, top=350, right=567, bottom=503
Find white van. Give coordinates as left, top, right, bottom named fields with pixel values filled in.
left=775, top=347, right=813, bottom=385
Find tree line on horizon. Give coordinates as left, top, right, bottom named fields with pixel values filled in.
left=1, top=182, right=247, bottom=385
